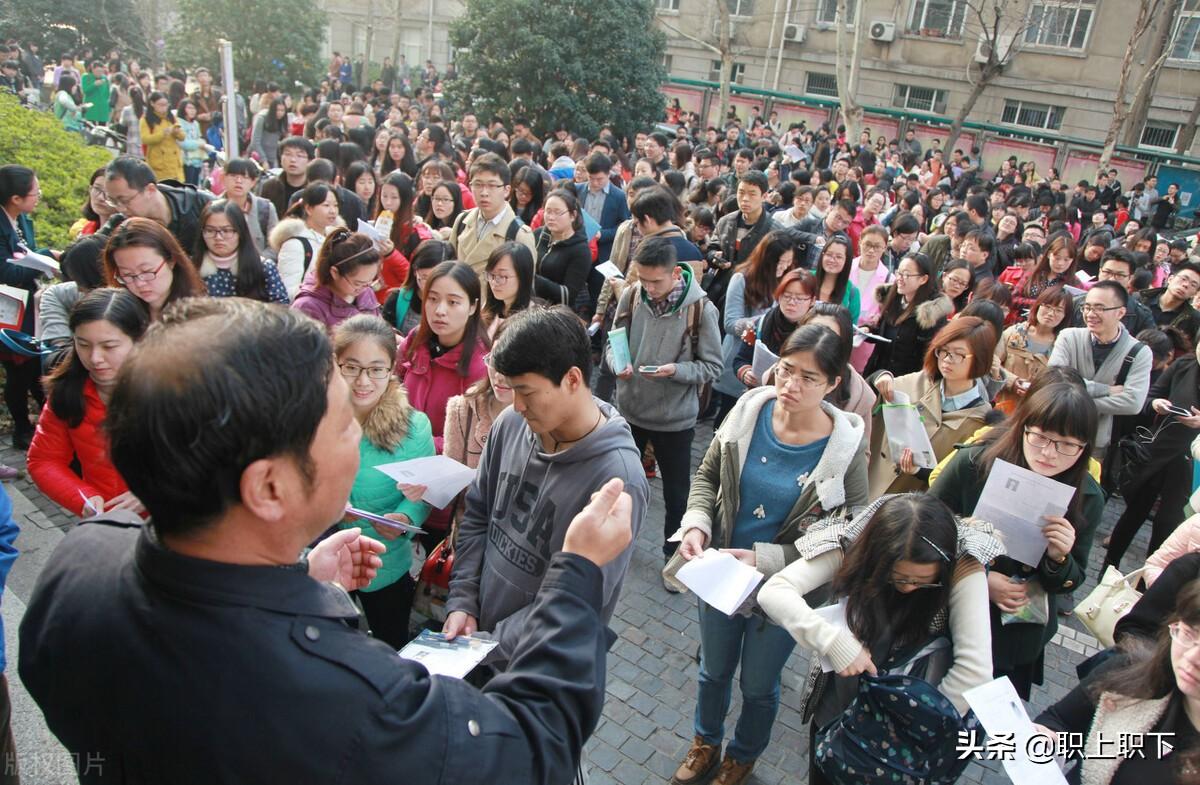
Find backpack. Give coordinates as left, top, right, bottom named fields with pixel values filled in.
left=295, top=237, right=314, bottom=276
left=254, top=198, right=272, bottom=239
left=452, top=210, right=525, bottom=245
left=614, top=282, right=712, bottom=412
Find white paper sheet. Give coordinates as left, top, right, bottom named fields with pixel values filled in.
left=356, top=218, right=388, bottom=245
left=9, top=246, right=60, bottom=276
left=374, top=455, right=477, bottom=508
left=973, top=459, right=1075, bottom=567
left=398, top=630, right=499, bottom=679
left=881, top=390, right=938, bottom=469
left=751, top=341, right=779, bottom=381
left=674, top=550, right=764, bottom=616
left=813, top=599, right=850, bottom=672
left=963, top=677, right=1069, bottom=785
left=595, top=260, right=623, bottom=279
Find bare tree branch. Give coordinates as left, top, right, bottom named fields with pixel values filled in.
left=657, top=18, right=722, bottom=55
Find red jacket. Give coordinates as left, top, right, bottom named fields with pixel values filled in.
left=27, top=380, right=128, bottom=516
left=397, top=333, right=487, bottom=453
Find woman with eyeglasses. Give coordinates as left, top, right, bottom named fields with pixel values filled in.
left=481, top=242, right=538, bottom=341
left=532, top=190, right=591, bottom=310
left=398, top=260, right=488, bottom=454
left=103, top=217, right=207, bottom=322
left=194, top=200, right=290, bottom=304
left=28, top=289, right=149, bottom=518
left=1034, top=580, right=1200, bottom=785
left=867, top=316, right=995, bottom=497
left=931, top=381, right=1102, bottom=700
left=758, top=493, right=998, bottom=785
left=290, top=229, right=382, bottom=331
left=731, top=270, right=815, bottom=389
left=994, top=286, right=1072, bottom=412
left=70, top=168, right=119, bottom=240
left=667, top=325, right=869, bottom=785
left=863, top=252, right=954, bottom=378
left=332, top=315, right=435, bottom=648
left=848, top=225, right=893, bottom=372
left=1015, top=232, right=1078, bottom=313
left=940, top=259, right=973, bottom=315
left=423, top=180, right=464, bottom=240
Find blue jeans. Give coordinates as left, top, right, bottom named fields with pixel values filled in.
left=694, top=599, right=797, bottom=762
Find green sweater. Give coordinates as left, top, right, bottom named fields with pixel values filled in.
left=344, top=409, right=435, bottom=591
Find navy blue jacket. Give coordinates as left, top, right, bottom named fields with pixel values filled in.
left=576, top=182, right=630, bottom=263
left=20, top=521, right=609, bottom=784
left=0, top=211, right=46, bottom=333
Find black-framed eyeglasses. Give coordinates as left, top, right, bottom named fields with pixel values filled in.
left=338, top=362, right=392, bottom=380
left=1080, top=303, right=1122, bottom=315
left=114, top=258, right=167, bottom=285
left=1024, top=427, right=1086, bottom=457
left=888, top=578, right=943, bottom=589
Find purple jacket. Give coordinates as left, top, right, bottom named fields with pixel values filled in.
left=290, top=278, right=381, bottom=331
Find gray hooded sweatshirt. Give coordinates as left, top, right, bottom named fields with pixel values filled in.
left=446, top=399, right=649, bottom=665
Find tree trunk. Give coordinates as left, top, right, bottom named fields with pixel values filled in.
left=1177, top=93, right=1200, bottom=156
left=1097, top=0, right=1155, bottom=172
left=834, top=0, right=863, bottom=141
left=945, top=64, right=996, bottom=155
left=1122, top=0, right=1178, bottom=147
left=392, top=0, right=404, bottom=73
left=716, top=0, right=732, bottom=126
left=365, top=0, right=376, bottom=77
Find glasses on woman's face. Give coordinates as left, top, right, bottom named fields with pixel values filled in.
left=1024, top=427, right=1086, bottom=458
left=338, top=362, right=392, bottom=380
left=774, top=362, right=828, bottom=389
left=888, top=578, right=943, bottom=589
left=1170, top=622, right=1200, bottom=650
left=487, top=273, right=513, bottom=286
left=115, top=258, right=167, bottom=285
left=202, top=227, right=235, bottom=239
left=779, top=293, right=813, bottom=307
left=934, top=348, right=972, bottom=364
left=894, top=271, right=924, bottom=281
left=1038, top=305, right=1065, bottom=317
left=432, top=195, right=455, bottom=205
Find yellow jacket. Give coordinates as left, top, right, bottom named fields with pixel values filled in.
left=139, top=113, right=185, bottom=183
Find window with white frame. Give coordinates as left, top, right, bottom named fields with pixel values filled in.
left=1024, top=1, right=1094, bottom=50
left=661, top=53, right=674, bottom=73
left=1170, top=1, right=1200, bottom=62
left=908, top=0, right=966, bottom=37
left=816, top=0, right=857, bottom=25
left=655, top=0, right=680, bottom=11
left=726, top=0, right=755, bottom=16
left=893, top=84, right=948, bottom=113
left=709, top=60, right=746, bottom=84
left=1140, top=121, right=1180, bottom=150
left=1001, top=99, right=1065, bottom=130
left=805, top=72, right=839, bottom=97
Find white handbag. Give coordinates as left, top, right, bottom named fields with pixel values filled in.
left=1073, top=566, right=1145, bottom=648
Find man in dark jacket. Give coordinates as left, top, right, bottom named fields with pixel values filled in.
left=1135, top=261, right=1200, bottom=343
left=19, top=297, right=634, bottom=785
left=789, top=198, right=854, bottom=269
left=259, top=136, right=315, bottom=218
left=710, top=170, right=774, bottom=319
left=103, top=156, right=213, bottom=253
left=576, top=152, right=629, bottom=264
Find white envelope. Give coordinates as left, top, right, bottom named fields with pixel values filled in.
left=374, top=455, right=477, bottom=508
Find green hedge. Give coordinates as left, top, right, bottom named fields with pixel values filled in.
left=0, top=93, right=113, bottom=249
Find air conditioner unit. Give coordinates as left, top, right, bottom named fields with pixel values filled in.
left=712, top=17, right=740, bottom=38
left=782, top=22, right=807, bottom=43
left=869, top=21, right=896, bottom=42
left=974, top=32, right=1015, bottom=64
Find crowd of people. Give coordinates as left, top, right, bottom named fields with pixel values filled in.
left=2, top=42, right=1200, bottom=785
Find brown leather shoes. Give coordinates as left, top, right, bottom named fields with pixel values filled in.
left=670, top=736, right=720, bottom=784
left=713, top=755, right=754, bottom=785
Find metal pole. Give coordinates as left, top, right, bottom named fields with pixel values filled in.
left=762, top=0, right=782, bottom=88
left=771, top=11, right=787, bottom=90
left=219, top=39, right=239, bottom=158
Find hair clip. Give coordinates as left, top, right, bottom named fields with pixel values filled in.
left=921, top=535, right=952, bottom=563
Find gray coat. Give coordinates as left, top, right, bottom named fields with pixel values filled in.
left=1048, top=326, right=1151, bottom=449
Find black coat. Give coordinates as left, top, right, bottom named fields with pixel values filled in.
left=19, top=521, right=608, bottom=784
left=862, top=290, right=954, bottom=378
left=533, top=228, right=592, bottom=308
left=157, top=181, right=215, bottom=256
left=1137, top=355, right=1200, bottom=473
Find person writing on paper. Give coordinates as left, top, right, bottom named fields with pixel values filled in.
left=20, top=296, right=637, bottom=785
left=867, top=316, right=995, bottom=497
left=1033, top=580, right=1200, bottom=785
left=666, top=325, right=868, bottom=785
left=930, top=381, right=1103, bottom=700
left=333, top=315, right=435, bottom=647
left=28, top=290, right=148, bottom=517
left=445, top=307, right=648, bottom=674
left=757, top=494, right=999, bottom=785
left=290, top=229, right=382, bottom=331
left=103, top=217, right=207, bottom=322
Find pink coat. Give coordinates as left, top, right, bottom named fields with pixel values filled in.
left=1145, top=514, right=1200, bottom=586
left=848, top=259, right=892, bottom=372
left=397, top=333, right=488, bottom=453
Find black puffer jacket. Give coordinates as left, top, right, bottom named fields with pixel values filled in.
left=533, top=228, right=592, bottom=310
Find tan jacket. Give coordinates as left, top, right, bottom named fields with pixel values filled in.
left=447, top=204, right=536, bottom=279
left=867, top=369, right=992, bottom=497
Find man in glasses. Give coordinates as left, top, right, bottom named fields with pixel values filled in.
left=1049, top=280, right=1151, bottom=457
left=1070, top=248, right=1154, bottom=336
left=447, top=153, right=536, bottom=278
left=103, top=155, right=213, bottom=252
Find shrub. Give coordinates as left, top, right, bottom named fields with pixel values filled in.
left=0, top=93, right=113, bottom=249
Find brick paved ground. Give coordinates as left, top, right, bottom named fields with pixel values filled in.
left=0, top=422, right=1151, bottom=785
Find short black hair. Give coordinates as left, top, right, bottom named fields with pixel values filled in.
left=963, top=228, right=994, bottom=254
left=105, top=156, right=157, bottom=190
left=106, top=298, right=334, bottom=537
left=491, top=305, right=592, bottom=386
left=631, top=235, right=678, bottom=270
left=738, top=170, right=769, bottom=195
left=279, top=136, right=316, bottom=159
left=649, top=132, right=669, bottom=149
left=631, top=186, right=679, bottom=226
left=469, top=152, right=512, bottom=186
left=891, top=212, right=920, bottom=236
left=965, top=194, right=989, bottom=218
left=585, top=152, right=612, bottom=175
left=305, top=158, right=337, bottom=184
left=1090, top=279, right=1129, bottom=306
left=1100, top=247, right=1136, bottom=274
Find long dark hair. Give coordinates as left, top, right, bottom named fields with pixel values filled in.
left=736, top=230, right=795, bottom=311
left=405, top=260, right=484, bottom=376
left=144, top=90, right=173, bottom=131
left=799, top=302, right=855, bottom=408
left=81, top=167, right=106, bottom=223
left=196, top=199, right=272, bottom=302
left=380, top=171, right=419, bottom=253
left=285, top=183, right=338, bottom=220
left=46, top=289, right=150, bottom=428
left=510, top=166, right=546, bottom=225
left=263, top=97, right=288, bottom=134
left=880, top=251, right=939, bottom=324
left=979, top=380, right=1098, bottom=527
left=424, top=180, right=464, bottom=230
left=814, top=236, right=854, bottom=306
left=833, top=494, right=960, bottom=650
left=104, top=217, right=207, bottom=310
left=344, top=161, right=377, bottom=217
left=484, top=242, right=535, bottom=319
